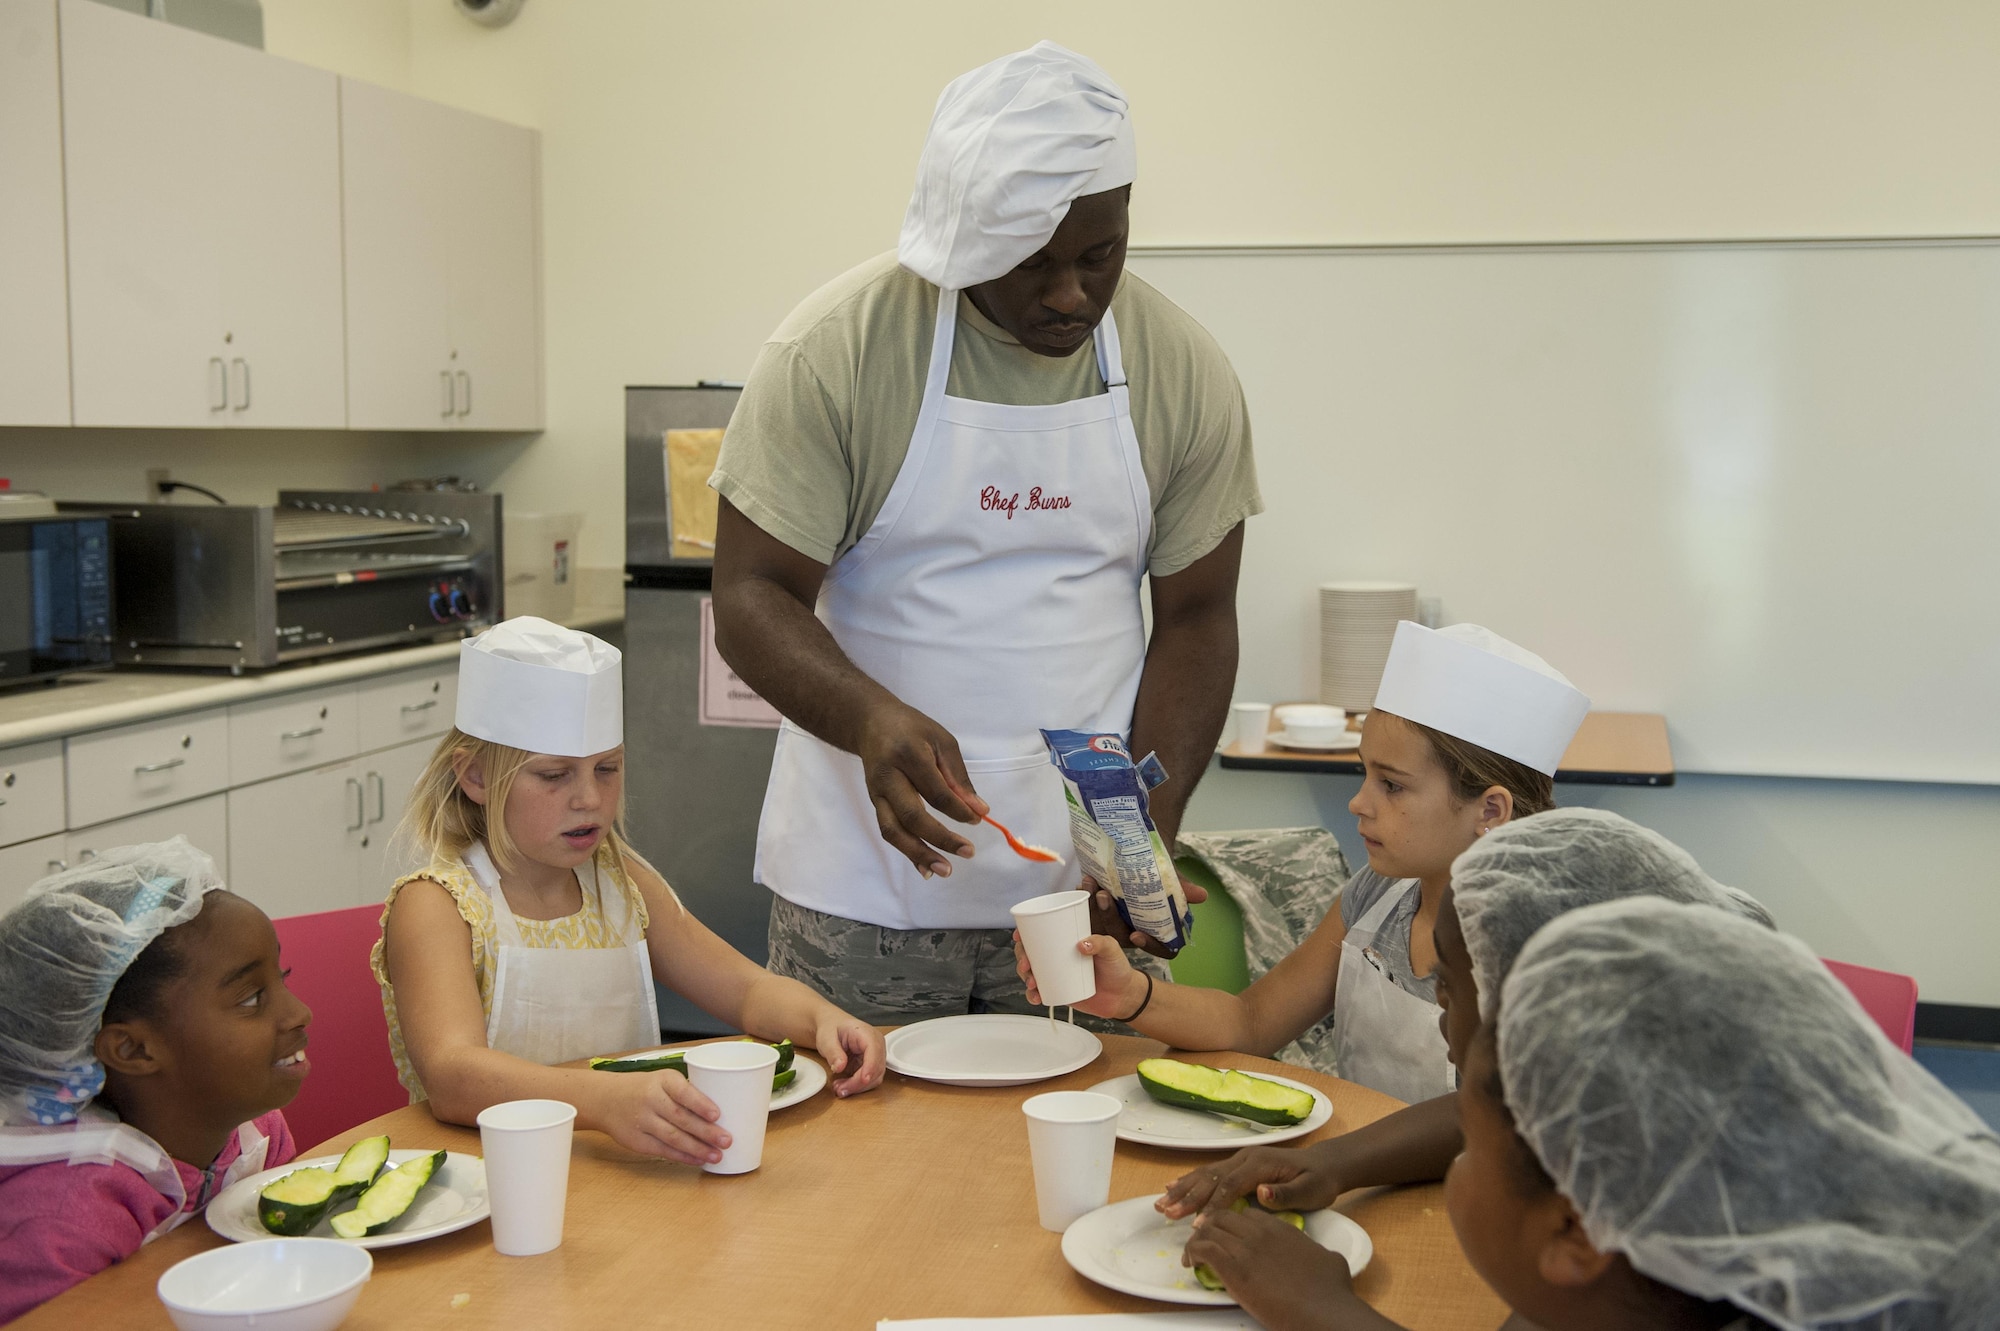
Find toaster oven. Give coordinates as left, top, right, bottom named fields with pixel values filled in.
left=72, top=489, right=501, bottom=671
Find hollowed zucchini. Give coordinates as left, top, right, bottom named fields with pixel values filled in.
left=1136, top=1058, right=1316, bottom=1127
left=257, top=1135, right=391, bottom=1236
left=591, top=1037, right=797, bottom=1088
left=1194, top=1198, right=1305, bottom=1290
left=330, top=1148, right=447, bottom=1239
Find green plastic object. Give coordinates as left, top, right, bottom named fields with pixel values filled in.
left=1168, top=855, right=1251, bottom=994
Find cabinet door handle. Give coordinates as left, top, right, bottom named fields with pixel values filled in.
left=209, top=357, right=228, bottom=411
left=280, top=726, right=324, bottom=740
left=345, top=776, right=365, bottom=831
left=368, top=771, right=386, bottom=824
left=400, top=699, right=438, bottom=714
left=134, top=758, right=186, bottom=774
left=77, top=848, right=97, bottom=863
left=47, top=858, right=67, bottom=874
left=441, top=369, right=455, bottom=418
left=231, top=357, right=250, bottom=411
left=455, top=370, right=471, bottom=417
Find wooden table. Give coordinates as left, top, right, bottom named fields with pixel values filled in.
left=24, top=1037, right=1505, bottom=1330
left=1220, top=710, right=1675, bottom=786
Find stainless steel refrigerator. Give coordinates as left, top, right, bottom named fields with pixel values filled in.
left=624, top=384, right=778, bottom=1037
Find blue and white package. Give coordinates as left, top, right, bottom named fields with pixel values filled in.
left=1040, top=729, right=1192, bottom=955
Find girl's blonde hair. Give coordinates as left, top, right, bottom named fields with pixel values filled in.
left=397, top=728, right=640, bottom=877
left=1378, top=711, right=1557, bottom=821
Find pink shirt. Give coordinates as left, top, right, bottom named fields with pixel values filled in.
left=0, top=1110, right=295, bottom=1325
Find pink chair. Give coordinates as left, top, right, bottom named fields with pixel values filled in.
left=1823, top=958, right=1918, bottom=1054
left=272, top=905, right=408, bottom=1152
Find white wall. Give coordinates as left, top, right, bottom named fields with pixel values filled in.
left=9, top=2, right=1995, bottom=1002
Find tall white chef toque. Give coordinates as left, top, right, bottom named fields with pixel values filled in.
left=455, top=616, right=623, bottom=758
left=1372, top=622, right=1590, bottom=777
left=897, top=40, right=1137, bottom=291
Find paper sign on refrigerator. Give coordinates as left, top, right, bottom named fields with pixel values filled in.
left=699, top=596, right=783, bottom=728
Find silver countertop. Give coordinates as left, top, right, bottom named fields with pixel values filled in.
left=0, top=600, right=623, bottom=749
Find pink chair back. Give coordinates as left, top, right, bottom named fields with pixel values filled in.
left=272, top=905, right=407, bottom=1151
left=1822, top=957, right=1918, bottom=1054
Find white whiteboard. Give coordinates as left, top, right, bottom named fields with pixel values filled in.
left=1129, top=241, right=2000, bottom=784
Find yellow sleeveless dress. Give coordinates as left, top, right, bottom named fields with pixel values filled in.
left=369, top=843, right=652, bottom=1099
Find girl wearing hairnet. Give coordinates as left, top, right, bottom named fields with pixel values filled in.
left=0, top=839, right=310, bottom=1322
left=374, top=619, right=885, bottom=1170
left=1173, top=808, right=1776, bottom=1329
left=1442, top=898, right=2000, bottom=1331
left=1018, top=621, right=1588, bottom=1102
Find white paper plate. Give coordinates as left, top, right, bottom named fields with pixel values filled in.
left=613, top=1047, right=828, bottom=1110
left=207, top=1149, right=487, bottom=1249
left=1269, top=730, right=1364, bottom=752
left=1062, top=1193, right=1372, bottom=1306
left=884, top=1013, right=1103, bottom=1087
left=1087, top=1072, right=1333, bottom=1150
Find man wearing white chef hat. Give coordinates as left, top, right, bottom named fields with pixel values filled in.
left=709, top=42, right=1260, bottom=1021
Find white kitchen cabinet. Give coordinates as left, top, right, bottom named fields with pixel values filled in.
left=65, top=792, right=229, bottom=880
left=354, top=737, right=434, bottom=898
left=228, top=758, right=367, bottom=918
left=66, top=707, right=231, bottom=830
left=341, top=77, right=543, bottom=432
left=0, top=834, right=67, bottom=914
left=0, top=0, right=71, bottom=426
left=228, top=685, right=359, bottom=787
left=355, top=665, right=455, bottom=753
left=60, top=0, right=345, bottom=429
left=0, top=739, right=67, bottom=850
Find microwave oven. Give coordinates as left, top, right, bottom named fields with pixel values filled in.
left=0, top=514, right=115, bottom=688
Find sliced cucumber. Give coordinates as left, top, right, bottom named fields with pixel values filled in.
left=1137, top=1058, right=1316, bottom=1127
left=330, top=1149, right=447, bottom=1239
left=256, top=1135, right=392, bottom=1236
left=1194, top=1198, right=1305, bottom=1290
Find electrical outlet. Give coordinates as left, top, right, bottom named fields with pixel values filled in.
left=145, top=468, right=170, bottom=501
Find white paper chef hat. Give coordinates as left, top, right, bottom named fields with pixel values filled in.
left=1372, top=621, right=1589, bottom=776
left=898, top=40, right=1137, bottom=290
left=455, top=616, right=623, bottom=758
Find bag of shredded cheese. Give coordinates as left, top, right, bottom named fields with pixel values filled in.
left=1040, top=729, right=1192, bottom=955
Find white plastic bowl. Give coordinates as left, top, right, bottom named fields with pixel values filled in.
left=157, top=1239, right=372, bottom=1331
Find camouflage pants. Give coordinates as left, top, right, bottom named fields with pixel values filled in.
left=767, top=895, right=1168, bottom=1034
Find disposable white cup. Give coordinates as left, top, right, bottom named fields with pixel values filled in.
left=1230, top=702, right=1273, bottom=752
left=476, top=1098, right=577, bottom=1257
left=1022, top=1090, right=1123, bottom=1231
left=1010, top=890, right=1095, bottom=1009
left=685, top=1041, right=780, bottom=1175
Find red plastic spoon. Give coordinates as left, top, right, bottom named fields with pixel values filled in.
left=982, top=813, right=1065, bottom=864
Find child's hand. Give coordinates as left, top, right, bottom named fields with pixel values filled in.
left=594, top=1068, right=732, bottom=1166
left=813, top=1013, right=886, bottom=1098
left=1160, top=1142, right=1348, bottom=1219
left=1184, top=1207, right=1361, bottom=1330
left=1013, top=926, right=1146, bottom=1020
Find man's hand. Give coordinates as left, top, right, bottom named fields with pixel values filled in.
left=858, top=696, right=989, bottom=877
left=1084, top=880, right=1207, bottom=960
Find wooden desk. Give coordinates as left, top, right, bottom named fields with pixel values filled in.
left=1220, top=710, right=1675, bottom=787
left=23, top=1037, right=1506, bottom=1330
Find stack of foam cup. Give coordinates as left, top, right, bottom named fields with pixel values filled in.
left=1319, top=581, right=1418, bottom=711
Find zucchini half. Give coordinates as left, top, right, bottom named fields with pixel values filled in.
left=1136, top=1058, right=1316, bottom=1127
left=330, top=1148, right=447, bottom=1239
left=591, top=1037, right=797, bottom=1089
left=1194, top=1198, right=1305, bottom=1290
left=257, top=1135, right=391, bottom=1236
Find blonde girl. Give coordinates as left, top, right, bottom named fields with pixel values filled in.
left=373, top=618, right=884, bottom=1166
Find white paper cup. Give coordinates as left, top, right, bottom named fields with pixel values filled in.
left=1230, top=702, right=1273, bottom=752
left=476, top=1098, right=577, bottom=1257
left=1022, top=1090, right=1123, bottom=1232
left=1010, top=890, right=1095, bottom=1009
left=685, top=1041, right=780, bottom=1175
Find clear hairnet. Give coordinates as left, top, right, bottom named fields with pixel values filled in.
left=1452, top=807, right=1774, bottom=1018
left=0, top=837, right=224, bottom=1126
left=1498, top=897, right=2000, bottom=1331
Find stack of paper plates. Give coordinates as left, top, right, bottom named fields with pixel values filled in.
left=1319, top=581, right=1418, bottom=711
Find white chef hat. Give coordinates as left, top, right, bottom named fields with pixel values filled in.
left=897, top=40, right=1137, bottom=291
left=1372, top=621, right=1589, bottom=776
left=455, top=616, right=622, bottom=758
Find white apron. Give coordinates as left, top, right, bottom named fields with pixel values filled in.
left=1333, top=878, right=1458, bottom=1104
left=467, top=843, right=661, bottom=1066
left=756, top=287, right=1154, bottom=930
left=0, top=1111, right=270, bottom=1243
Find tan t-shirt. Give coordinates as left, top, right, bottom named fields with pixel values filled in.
left=711, top=251, right=1261, bottom=577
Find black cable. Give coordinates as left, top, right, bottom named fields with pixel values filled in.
left=160, top=481, right=229, bottom=505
